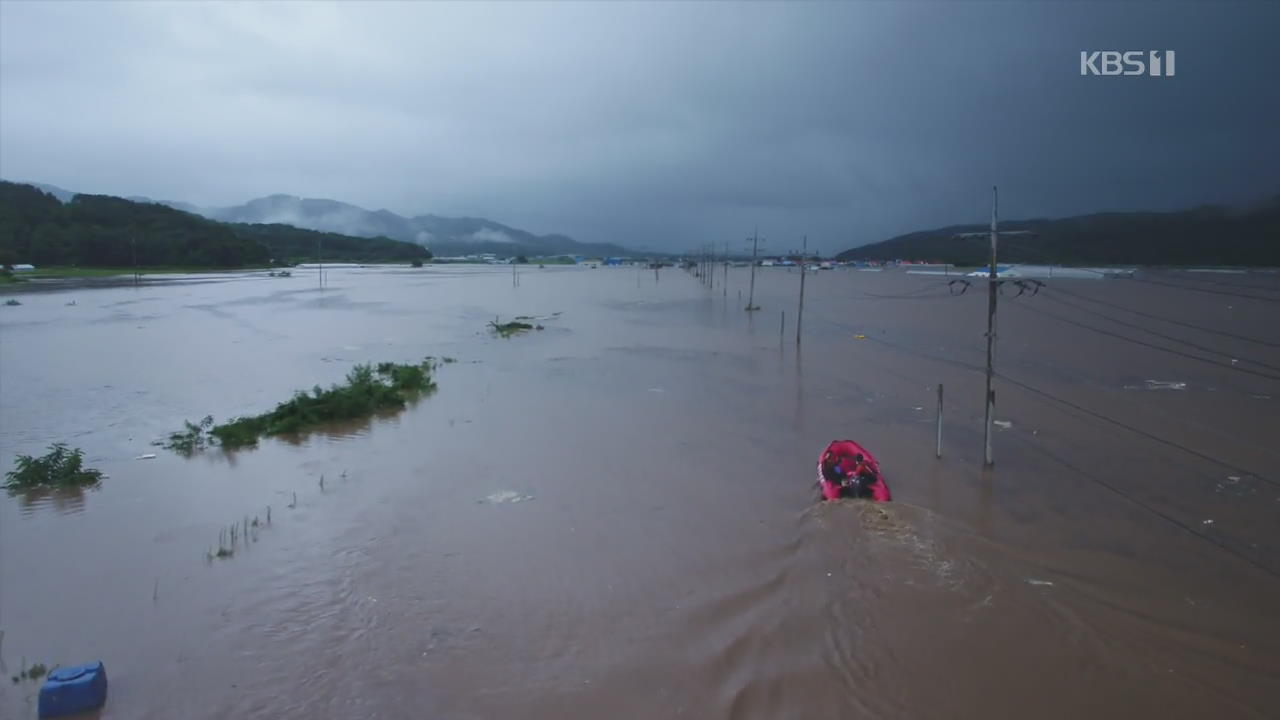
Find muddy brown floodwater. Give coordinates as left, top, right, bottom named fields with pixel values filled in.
left=1, top=264, right=1278, bottom=719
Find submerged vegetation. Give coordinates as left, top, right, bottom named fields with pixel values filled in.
left=207, top=512, right=268, bottom=561
left=166, top=416, right=214, bottom=455
left=167, top=359, right=439, bottom=452
left=4, top=444, right=104, bottom=490
left=11, top=661, right=50, bottom=684
left=489, top=317, right=544, bottom=337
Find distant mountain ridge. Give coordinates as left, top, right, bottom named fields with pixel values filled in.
left=0, top=181, right=430, bottom=267
left=179, top=193, right=631, bottom=258
left=8, top=182, right=634, bottom=258
left=837, top=196, right=1280, bottom=266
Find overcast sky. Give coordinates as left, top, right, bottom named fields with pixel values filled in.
left=2, top=1, right=1277, bottom=253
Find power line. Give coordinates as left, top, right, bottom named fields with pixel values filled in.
left=1003, top=426, right=1280, bottom=582
left=1127, top=276, right=1280, bottom=303
left=986, top=236, right=1280, bottom=295
left=811, top=304, right=1280, bottom=580
left=1144, top=271, right=1280, bottom=294
left=857, top=283, right=957, bottom=300
left=1046, top=284, right=1280, bottom=350
left=1039, top=290, right=1280, bottom=375
left=993, top=370, right=1280, bottom=489
left=814, top=315, right=1280, bottom=489
left=1010, top=302, right=1280, bottom=383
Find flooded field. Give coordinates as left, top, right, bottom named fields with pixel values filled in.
left=2, top=264, right=1278, bottom=719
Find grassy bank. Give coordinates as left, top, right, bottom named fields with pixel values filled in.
left=168, top=359, right=439, bottom=452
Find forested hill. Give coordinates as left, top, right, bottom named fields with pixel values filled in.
left=231, top=223, right=429, bottom=264
left=836, top=198, right=1280, bottom=266
left=0, top=182, right=429, bottom=267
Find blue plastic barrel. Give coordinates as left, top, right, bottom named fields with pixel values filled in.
left=37, top=661, right=108, bottom=718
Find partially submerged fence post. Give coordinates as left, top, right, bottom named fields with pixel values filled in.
left=796, top=260, right=806, bottom=346
left=936, top=383, right=944, bottom=458
left=780, top=310, right=785, bottom=342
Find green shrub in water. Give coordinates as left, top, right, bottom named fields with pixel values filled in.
left=205, top=360, right=439, bottom=449
left=165, top=415, right=214, bottom=455
left=4, top=444, right=104, bottom=489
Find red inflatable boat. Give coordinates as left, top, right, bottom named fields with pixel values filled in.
left=817, top=440, right=892, bottom=502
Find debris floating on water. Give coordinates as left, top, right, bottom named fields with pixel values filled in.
left=135, top=453, right=157, bottom=460
left=993, top=420, right=1013, bottom=430
left=482, top=490, right=534, bottom=504
left=1026, top=579, right=1054, bottom=587
left=37, top=660, right=108, bottom=717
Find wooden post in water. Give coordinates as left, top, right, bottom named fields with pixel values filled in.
left=707, top=244, right=713, bottom=292
left=796, top=235, right=807, bottom=346
left=936, top=383, right=944, bottom=458
left=780, top=310, right=785, bottom=344
left=723, top=242, right=728, bottom=297
left=745, top=228, right=761, bottom=311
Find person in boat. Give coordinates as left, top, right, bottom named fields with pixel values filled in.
left=817, top=440, right=891, bottom=502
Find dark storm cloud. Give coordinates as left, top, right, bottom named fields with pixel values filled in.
left=2, top=1, right=1277, bottom=253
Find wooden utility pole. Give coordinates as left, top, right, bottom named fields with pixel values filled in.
left=796, top=235, right=807, bottom=346
left=952, top=186, right=1034, bottom=466
left=722, top=241, right=728, bottom=296
left=707, top=244, right=713, bottom=291
left=984, top=189, right=997, bottom=464
left=745, top=228, right=761, bottom=311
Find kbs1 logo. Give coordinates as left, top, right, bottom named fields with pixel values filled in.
left=1080, top=50, right=1176, bottom=77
